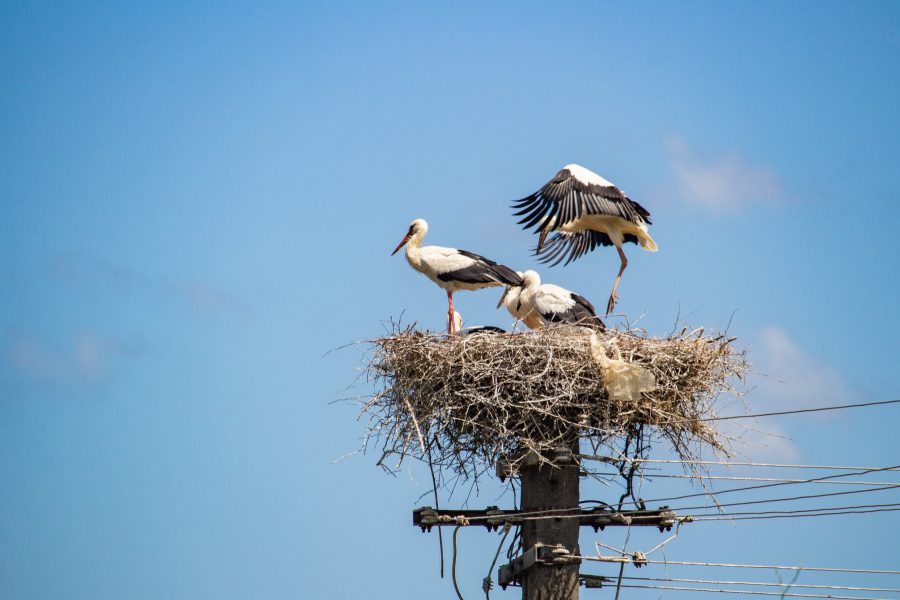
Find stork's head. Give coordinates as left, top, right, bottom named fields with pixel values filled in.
left=521, top=270, right=541, bottom=289
left=391, top=218, right=428, bottom=256
left=496, top=271, right=525, bottom=309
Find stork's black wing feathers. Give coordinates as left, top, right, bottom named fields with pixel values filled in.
left=443, top=249, right=523, bottom=286
left=536, top=230, right=621, bottom=267
left=570, top=292, right=598, bottom=316
left=566, top=293, right=605, bottom=329
left=460, top=325, right=506, bottom=335
left=543, top=291, right=605, bottom=330
left=512, top=167, right=652, bottom=236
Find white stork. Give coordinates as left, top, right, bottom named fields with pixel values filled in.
left=392, top=219, right=523, bottom=335
left=512, top=164, right=657, bottom=315
left=515, top=270, right=605, bottom=330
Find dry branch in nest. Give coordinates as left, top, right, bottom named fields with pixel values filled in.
left=360, top=324, right=748, bottom=482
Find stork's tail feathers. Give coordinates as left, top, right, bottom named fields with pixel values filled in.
left=580, top=315, right=606, bottom=331
left=639, top=231, right=658, bottom=252
left=492, top=263, right=524, bottom=287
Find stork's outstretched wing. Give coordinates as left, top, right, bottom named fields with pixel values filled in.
left=512, top=165, right=651, bottom=235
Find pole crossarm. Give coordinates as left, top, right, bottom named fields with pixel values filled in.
left=412, top=505, right=683, bottom=533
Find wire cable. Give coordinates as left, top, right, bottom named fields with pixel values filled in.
left=576, top=556, right=900, bottom=575
left=667, top=481, right=900, bottom=513
left=669, top=398, right=900, bottom=423
left=584, top=471, right=900, bottom=487
left=452, top=524, right=465, bottom=600
left=641, top=465, right=900, bottom=507
left=615, top=582, right=892, bottom=599
left=688, top=500, right=900, bottom=518
left=618, top=576, right=900, bottom=594
left=483, top=525, right=511, bottom=600
left=577, top=456, right=900, bottom=472
left=690, top=505, right=900, bottom=521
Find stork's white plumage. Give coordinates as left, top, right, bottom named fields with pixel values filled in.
left=392, top=219, right=522, bottom=335
left=512, top=164, right=657, bottom=315
left=516, top=270, right=605, bottom=330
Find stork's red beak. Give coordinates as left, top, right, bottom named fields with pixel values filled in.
left=391, top=233, right=411, bottom=256
left=537, top=229, right=548, bottom=252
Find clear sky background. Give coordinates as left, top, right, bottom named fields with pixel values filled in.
left=2, top=2, right=900, bottom=599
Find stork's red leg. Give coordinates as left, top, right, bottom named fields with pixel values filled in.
left=447, top=290, right=456, bottom=335
left=537, top=229, right=548, bottom=252
left=607, top=246, right=628, bottom=315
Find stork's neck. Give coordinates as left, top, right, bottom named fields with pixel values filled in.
left=505, top=285, right=521, bottom=308
left=518, top=275, right=540, bottom=309
left=404, top=231, right=425, bottom=269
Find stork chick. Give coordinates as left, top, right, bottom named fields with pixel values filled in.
left=516, top=270, right=605, bottom=330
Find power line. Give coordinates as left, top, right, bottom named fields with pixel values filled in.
left=614, top=582, right=892, bottom=599
left=451, top=525, right=464, bottom=600
left=641, top=465, right=900, bottom=507
left=585, top=471, right=900, bottom=487
left=576, top=556, right=900, bottom=575
left=618, top=576, right=900, bottom=594
left=689, top=500, right=900, bottom=518
left=691, top=505, right=900, bottom=521
left=668, top=481, right=900, bottom=512
left=577, top=455, right=900, bottom=472
left=671, top=398, right=900, bottom=423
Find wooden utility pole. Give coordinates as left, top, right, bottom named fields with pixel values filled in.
left=519, top=450, right=581, bottom=600
left=412, top=448, right=681, bottom=599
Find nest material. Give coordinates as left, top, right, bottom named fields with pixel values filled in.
left=361, top=325, right=747, bottom=478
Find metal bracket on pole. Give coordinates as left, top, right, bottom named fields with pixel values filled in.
left=589, top=506, right=677, bottom=533
left=498, top=543, right=581, bottom=590
left=496, top=449, right=542, bottom=481
left=413, top=506, right=508, bottom=532
left=580, top=574, right=611, bottom=588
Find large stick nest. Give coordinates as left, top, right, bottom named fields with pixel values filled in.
left=360, top=324, right=747, bottom=480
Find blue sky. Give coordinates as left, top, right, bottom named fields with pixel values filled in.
left=2, top=2, right=899, bottom=598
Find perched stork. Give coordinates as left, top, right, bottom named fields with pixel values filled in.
left=392, top=219, right=523, bottom=335
left=496, top=273, right=543, bottom=330
left=512, top=164, right=657, bottom=315
left=516, top=270, right=605, bottom=330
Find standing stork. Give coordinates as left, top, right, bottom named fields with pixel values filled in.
left=391, top=219, right=523, bottom=335
left=515, top=270, right=605, bottom=330
left=512, top=164, right=657, bottom=315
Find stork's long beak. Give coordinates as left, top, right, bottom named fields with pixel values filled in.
left=496, top=287, right=510, bottom=309
left=391, top=233, right=412, bottom=256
